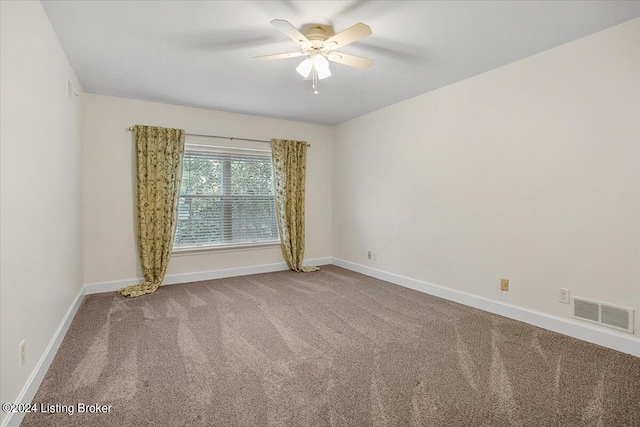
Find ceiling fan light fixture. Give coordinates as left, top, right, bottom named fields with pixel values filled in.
left=313, top=54, right=331, bottom=79
left=313, top=54, right=329, bottom=69
left=296, top=58, right=313, bottom=78
left=316, top=65, right=331, bottom=80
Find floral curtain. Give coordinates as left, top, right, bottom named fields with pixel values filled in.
left=271, top=139, right=318, bottom=273
left=119, top=125, right=185, bottom=297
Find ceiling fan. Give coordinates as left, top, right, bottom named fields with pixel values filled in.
left=255, top=19, right=373, bottom=94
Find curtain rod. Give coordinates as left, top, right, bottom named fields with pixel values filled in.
left=126, top=127, right=310, bottom=147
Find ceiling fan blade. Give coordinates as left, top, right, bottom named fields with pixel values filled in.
left=323, top=22, right=372, bottom=50
left=253, top=52, right=307, bottom=61
left=327, top=52, right=373, bottom=69
left=270, top=19, right=310, bottom=46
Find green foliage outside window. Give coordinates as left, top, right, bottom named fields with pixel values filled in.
left=174, top=151, right=278, bottom=248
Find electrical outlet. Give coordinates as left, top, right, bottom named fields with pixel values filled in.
left=500, top=279, right=509, bottom=291
left=559, top=288, right=570, bottom=304
left=367, top=251, right=372, bottom=259
left=372, top=251, right=377, bottom=261
left=19, top=340, right=26, bottom=367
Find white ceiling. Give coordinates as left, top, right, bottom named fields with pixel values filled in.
left=41, top=1, right=640, bottom=126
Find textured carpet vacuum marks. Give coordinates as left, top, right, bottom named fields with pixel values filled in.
left=22, top=266, right=640, bottom=426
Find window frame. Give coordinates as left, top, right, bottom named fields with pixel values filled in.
left=172, top=143, right=280, bottom=254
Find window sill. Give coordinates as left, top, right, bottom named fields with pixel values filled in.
left=172, top=240, right=281, bottom=256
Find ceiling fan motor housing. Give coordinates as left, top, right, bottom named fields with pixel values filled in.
left=302, top=24, right=334, bottom=43
left=300, top=24, right=340, bottom=53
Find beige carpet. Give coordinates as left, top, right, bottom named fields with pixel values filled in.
left=22, top=266, right=639, bottom=426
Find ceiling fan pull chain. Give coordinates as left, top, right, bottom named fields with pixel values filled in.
left=313, top=66, right=319, bottom=95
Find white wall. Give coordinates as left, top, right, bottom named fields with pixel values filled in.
left=0, top=0, right=84, bottom=421
left=82, top=94, right=333, bottom=285
left=333, top=18, right=640, bottom=338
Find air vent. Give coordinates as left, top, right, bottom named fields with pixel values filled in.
left=572, top=297, right=634, bottom=334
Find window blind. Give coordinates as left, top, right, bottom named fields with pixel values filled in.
left=174, top=147, right=279, bottom=249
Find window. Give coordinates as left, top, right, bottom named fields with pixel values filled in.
left=173, top=145, right=279, bottom=250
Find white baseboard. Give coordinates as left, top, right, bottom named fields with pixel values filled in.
left=83, top=257, right=333, bottom=295
left=331, top=258, right=640, bottom=358
left=1, top=291, right=85, bottom=427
